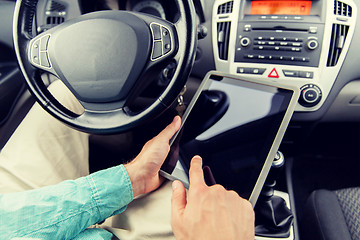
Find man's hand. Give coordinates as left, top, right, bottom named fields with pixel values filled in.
left=124, top=116, right=181, bottom=198
left=171, top=156, right=255, bottom=240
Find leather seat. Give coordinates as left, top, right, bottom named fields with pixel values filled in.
left=302, top=188, right=360, bottom=240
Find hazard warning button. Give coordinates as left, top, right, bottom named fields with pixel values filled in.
left=268, top=68, right=279, bottom=78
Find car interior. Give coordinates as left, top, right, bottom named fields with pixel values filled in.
left=1, top=0, right=360, bottom=239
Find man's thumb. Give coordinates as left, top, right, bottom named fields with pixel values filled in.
left=171, top=180, right=186, bottom=217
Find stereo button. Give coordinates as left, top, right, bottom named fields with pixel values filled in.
left=251, top=68, right=266, bottom=74
left=283, top=70, right=299, bottom=77
left=307, top=39, right=319, bottom=50
left=245, top=54, right=255, bottom=59
left=299, top=71, right=314, bottom=79
left=237, top=67, right=247, bottom=74
left=240, top=37, right=251, bottom=47
left=244, top=25, right=251, bottom=32
left=255, top=41, right=266, bottom=45
left=237, top=67, right=266, bottom=75
left=288, top=38, right=303, bottom=42
left=295, top=57, right=310, bottom=62
left=309, top=27, right=318, bottom=34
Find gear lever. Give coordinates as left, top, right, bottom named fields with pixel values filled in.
left=254, top=151, right=294, bottom=238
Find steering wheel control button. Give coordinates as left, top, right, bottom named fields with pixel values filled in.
left=152, top=41, right=163, bottom=59
left=299, top=84, right=322, bottom=107
left=31, top=40, right=41, bottom=65
left=151, top=24, right=161, bottom=40
left=150, top=23, right=173, bottom=61
left=162, top=27, right=172, bottom=54
left=30, top=35, right=52, bottom=69
left=40, top=52, right=50, bottom=67
left=33, top=41, right=39, bottom=50
left=40, top=35, right=50, bottom=51
left=162, top=28, right=169, bottom=37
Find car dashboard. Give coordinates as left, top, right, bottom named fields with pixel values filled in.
left=1, top=0, right=360, bottom=123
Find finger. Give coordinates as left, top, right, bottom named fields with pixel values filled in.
left=157, top=116, right=181, bottom=141
left=171, top=180, right=187, bottom=218
left=189, top=156, right=206, bottom=187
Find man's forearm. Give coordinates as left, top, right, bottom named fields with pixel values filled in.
left=0, top=165, right=133, bottom=239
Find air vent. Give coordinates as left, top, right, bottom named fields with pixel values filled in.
left=218, top=1, right=233, bottom=14
left=334, top=0, right=352, bottom=17
left=217, top=22, right=231, bottom=60
left=48, top=0, right=67, bottom=12
left=46, top=16, right=65, bottom=25
left=327, top=24, right=349, bottom=66
left=38, top=0, right=67, bottom=32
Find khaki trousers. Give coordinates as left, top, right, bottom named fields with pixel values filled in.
left=0, top=80, right=175, bottom=240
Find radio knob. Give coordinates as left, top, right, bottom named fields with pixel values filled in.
left=240, top=37, right=251, bottom=47
left=299, top=84, right=322, bottom=107
left=307, top=39, right=319, bottom=50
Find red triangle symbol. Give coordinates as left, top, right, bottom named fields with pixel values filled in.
left=268, top=68, right=279, bottom=78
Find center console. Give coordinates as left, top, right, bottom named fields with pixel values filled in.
left=212, top=0, right=357, bottom=112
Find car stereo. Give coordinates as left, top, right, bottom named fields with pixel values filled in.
left=234, top=0, right=324, bottom=67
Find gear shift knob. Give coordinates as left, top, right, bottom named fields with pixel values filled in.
left=266, top=151, right=285, bottom=186
left=255, top=151, right=293, bottom=238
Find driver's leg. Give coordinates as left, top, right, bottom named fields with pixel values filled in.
left=0, top=80, right=89, bottom=193
left=0, top=80, right=175, bottom=239
left=104, top=181, right=175, bottom=240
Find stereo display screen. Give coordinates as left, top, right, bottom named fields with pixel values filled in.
left=251, top=0, right=312, bottom=15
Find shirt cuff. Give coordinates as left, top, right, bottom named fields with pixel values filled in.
left=86, top=164, right=134, bottom=221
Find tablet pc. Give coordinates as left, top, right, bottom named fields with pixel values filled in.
left=160, top=71, right=299, bottom=206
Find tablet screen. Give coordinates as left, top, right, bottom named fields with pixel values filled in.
left=161, top=72, right=298, bottom=205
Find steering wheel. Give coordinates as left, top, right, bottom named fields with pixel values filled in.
left=13, top=0, right=197, bottom=134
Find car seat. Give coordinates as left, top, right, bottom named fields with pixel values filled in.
left=302, top=187, right=360, bottom=240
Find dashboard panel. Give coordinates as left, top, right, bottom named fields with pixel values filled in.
left=212, top=0, right=357, bottom=115
left=31, top=0, right=360, bottom=121
left=35, top=0, right=179, bottom=29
